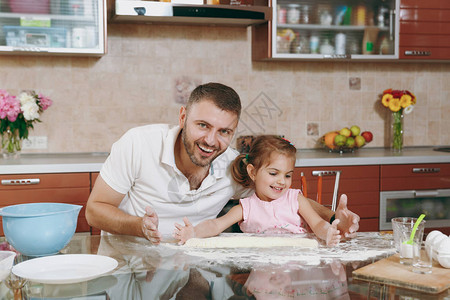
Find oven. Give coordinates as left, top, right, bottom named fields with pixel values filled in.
left=379, top=189, right=450, bottom=230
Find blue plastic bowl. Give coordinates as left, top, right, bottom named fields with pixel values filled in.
left=0, top=203, right=82, bottom=256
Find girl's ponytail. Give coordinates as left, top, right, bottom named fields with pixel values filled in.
left=231, top=153, right=253, bottom=188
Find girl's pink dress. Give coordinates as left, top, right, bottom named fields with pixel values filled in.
left=238, top=189, right=307, bottom=234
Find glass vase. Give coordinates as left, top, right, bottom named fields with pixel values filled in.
left=391, top=111, right=404, bottom=153
left=1, top=128, right=22, bottom=159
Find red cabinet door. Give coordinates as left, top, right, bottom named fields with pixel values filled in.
left=0, top=173, right=91, bottom=236
left=399, top=0, right=450, bottom=60
left=293, top=165, right=380, bottom=232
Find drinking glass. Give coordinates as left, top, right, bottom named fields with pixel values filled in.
left=412, top=241, right=433, bottom=274
left=391, top=217, right=426, bottom=265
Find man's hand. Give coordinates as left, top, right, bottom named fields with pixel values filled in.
left=335, top=194, right=360, bottom=238
left=141, top=206, right=161, bottom=245
left=173, top=217, right=195, bottom=244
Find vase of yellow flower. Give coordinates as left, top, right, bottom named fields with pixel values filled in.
left=0, top=89, right=52, bottom=159
left=381, top=89, right=416, bottom=153
left=391, top=110, right=404, bottom=152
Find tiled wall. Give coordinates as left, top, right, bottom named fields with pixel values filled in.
left=1, top=23, right=449, bottom=153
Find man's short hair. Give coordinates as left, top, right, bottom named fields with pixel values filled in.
left=186, top=82, right=241, bottom=118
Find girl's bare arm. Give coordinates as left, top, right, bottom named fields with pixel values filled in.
left=297, top=194, right=341, bottom=246
left=174, top=204, right=243, bottom=243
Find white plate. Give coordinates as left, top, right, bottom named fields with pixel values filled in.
left=12, top=254, right=118, bottom=284
left=28, top=275, right=118, bottom=298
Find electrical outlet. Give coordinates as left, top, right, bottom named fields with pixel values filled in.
left=22, top=136, right=48, bottom=149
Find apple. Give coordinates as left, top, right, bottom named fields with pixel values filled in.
left=339, top=127, right=351, bottom=137
left=334, top=134, right=347, bottom=146
left=361, top=131, right=373, bottom=143
left=355, top=135, right=366, bottom=148
left=350, top=125, right=361, bottom=137
left=345, top=137, right=355, bottom=148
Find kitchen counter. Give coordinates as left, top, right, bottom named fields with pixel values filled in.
left=0, top=152, right=109, bottom=174
left=1, top=147, right=450, bottom=174
left=295, top=146, right=450, bottom=167
left=1, top=232, right=448, bottom=299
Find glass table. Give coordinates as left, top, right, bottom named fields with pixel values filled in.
left=1, top=232, right=449, bottom=299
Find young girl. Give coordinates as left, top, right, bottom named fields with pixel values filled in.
left=173, top=135, right=341, bottom=246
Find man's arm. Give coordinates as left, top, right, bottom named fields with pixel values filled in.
left=307, top=197, right=334, bottom=221
left=85, top=175, right=161, bottom=243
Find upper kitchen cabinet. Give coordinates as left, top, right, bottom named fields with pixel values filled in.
left=108, top=0, right=271, bottom=27
left=399, top=0, right=450, bottom=60
left=252, top=0, right=399, bottom=61
left=0, top=0, right=106, bottom=55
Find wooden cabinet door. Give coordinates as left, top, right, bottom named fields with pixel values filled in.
left=0, top=173, right=91, bottom=236
left=399, top=0, right=450, bottom=60
left=293, top=165, right=380, bottom=232
left=380, top=163, right=450, bottom=191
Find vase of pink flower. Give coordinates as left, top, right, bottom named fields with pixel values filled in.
left=0, top=89, right=52, bottom=159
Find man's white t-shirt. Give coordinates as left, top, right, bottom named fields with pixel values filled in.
left=100, top=124, right=248, bottom=235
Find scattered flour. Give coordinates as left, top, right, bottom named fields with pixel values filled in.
left=162, top=232, right=396, bottom=268
left=185, top=235, right=318, bottom=248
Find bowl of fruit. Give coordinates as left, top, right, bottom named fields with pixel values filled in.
left=319, top=125, right=373, bottom=153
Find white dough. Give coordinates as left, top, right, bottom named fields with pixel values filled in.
left=184, top=236, right=319, bottom=249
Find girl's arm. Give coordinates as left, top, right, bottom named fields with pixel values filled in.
left=297, top=194, right=341, bottom=246
left=174, top=204, right=244, bottom=244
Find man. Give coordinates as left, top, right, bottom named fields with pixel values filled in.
left=86, top=82, right=359, bottom=245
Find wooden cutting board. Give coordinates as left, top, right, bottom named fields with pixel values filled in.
left=352, top=254, right=450, bottom=294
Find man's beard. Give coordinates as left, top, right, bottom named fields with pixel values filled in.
left=181, top=129, right=220, bottom=168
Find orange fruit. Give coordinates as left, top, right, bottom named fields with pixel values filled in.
left=323, top=131, right=339, bottom=149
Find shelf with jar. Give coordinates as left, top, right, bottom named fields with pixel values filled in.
left=0, top=0, right=106, bottom=56
left=252, top=0, right=399, bottom=60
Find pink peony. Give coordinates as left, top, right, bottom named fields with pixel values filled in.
left=38, top=93, right=53, bottom=110
left=0, top=90, right=20, bottom=122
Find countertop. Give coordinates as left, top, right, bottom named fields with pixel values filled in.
left=295, top=146, right=450, bottom=166
left=0, top=152, right=109, bottom=174
left=1, top=147, right=450, bottom=174
left=1, top=232, right=449, bottom=299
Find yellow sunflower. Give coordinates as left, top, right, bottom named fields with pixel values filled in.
left=381, top=93, right=393, bottom=107
left=400, top=94, right=412, bottom=108
left=389, top=98, right=401, bottom=112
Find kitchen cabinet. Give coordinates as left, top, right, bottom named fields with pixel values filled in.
left=380, top=163, right=450, bottom=191
left=0, top=0, right=106, bottom=55
left=0, top=172, right=92, bottom=236
left=108, top=0, right=271, bottom=27
left=292, top=165, right=380, bottom=232
left=399, top=0, right=450, bottom=60
left=252, top=0, right=399, bottom=61
left=380, top=163, right=450, bottom=234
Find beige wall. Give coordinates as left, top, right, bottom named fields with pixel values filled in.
left=1, top=23, right=449, bottom=153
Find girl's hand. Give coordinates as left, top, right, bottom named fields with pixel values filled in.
left=173, top=217, right=195, bottom=245
left=326, top=219, right=341, bottom=247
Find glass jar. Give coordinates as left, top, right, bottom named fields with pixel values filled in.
left=291, top=33, right=309, bottom=54
left=320, top=38, right=334, bottom=55
left=300, top=4, right=310, bottom=24
left=287, top=4, right=300, bottom=24
left=277, top=5, right=287, bottom=24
